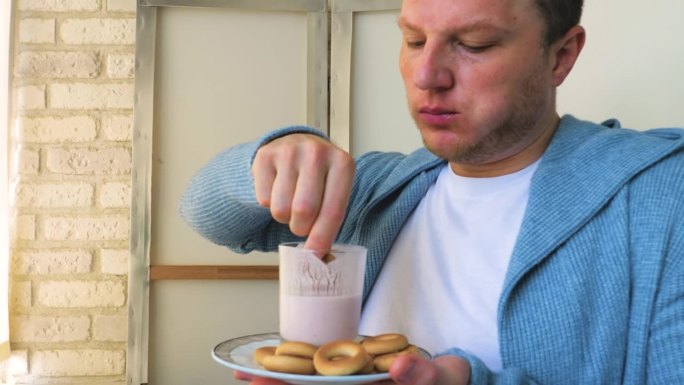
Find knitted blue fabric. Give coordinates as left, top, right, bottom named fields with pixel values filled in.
left=179, top=115, right=684, bottom=384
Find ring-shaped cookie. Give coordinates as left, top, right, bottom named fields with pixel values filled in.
left=357, top=356, right=376, bottom=374
left=262, top=354, right=316, bottom=375
left=361, top=333, right=409, bottom=355
left=253, top=346, right=277, bottom=366
left=313, top=340, right=370, bottom=376
left=276, top=341, right=318, bottom=359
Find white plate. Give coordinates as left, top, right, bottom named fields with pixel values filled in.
left=212, top=332, right=431, bottom=385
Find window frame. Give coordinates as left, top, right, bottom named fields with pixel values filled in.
left=129, top=1, right=328, bottom=383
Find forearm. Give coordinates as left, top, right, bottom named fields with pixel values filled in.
left=178, top=125, right=327, bottom=252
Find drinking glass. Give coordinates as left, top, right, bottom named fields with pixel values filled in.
left=278, top=242, right=367, bottom=346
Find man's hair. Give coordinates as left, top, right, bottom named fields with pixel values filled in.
left=533, top=0, right=584, bottom=47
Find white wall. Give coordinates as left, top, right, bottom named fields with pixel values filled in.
left=1, top=0, right=12, bottom=363
left=557, top=0, right=684, bottom=130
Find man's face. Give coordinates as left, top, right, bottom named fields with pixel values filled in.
left=399, top=0, right=557, bottom=167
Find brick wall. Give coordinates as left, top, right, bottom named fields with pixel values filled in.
left=8, top=0, right=135, bottom=382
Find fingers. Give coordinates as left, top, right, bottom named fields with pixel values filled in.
left=289, top=157, right=326, bottom=237
left=252, top=134, right=355, bottom=250
left=270, top=165, right=298, bottom=225
left=252, top=147, right=276, bottom=208
left=389, top=355, right=437, bottom=385
left=233, top=370, right=254, bottom=382
left=253, top=138, right=303, bottom=225
left=388, top=355, right=470, bottom=385
left=249, top=377, right=290, bottom=385
left=233, top=371, right=289, bottom=385
left=304, top=153, right=355, bottom=250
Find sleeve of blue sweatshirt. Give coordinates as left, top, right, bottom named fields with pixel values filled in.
left=178, top=125, right=327, bottom=253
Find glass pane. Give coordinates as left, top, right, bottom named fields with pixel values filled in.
left=148, top=280, right=279, bottom=385
left=350, top=10, right=422, bottom=157
left=151, top=7, right=310, bottom=265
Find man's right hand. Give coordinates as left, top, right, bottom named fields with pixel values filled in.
left=252, top=133, right=356, bottom=251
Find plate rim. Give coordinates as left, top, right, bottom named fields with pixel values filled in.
left=211, top=332, right=431, bottom=384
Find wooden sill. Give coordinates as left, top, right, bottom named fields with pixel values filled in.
left=149, top=265, right=278, bottom=280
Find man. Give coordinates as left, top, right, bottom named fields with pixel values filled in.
left=179, top=0, right=684, bottom=383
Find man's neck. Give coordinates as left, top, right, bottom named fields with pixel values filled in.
left=450, top=115, right=560, bottom=178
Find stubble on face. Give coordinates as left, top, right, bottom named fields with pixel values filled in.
left=419, top=56, right=551, bottom=166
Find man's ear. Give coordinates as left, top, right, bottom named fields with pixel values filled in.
left=550, top=25, right=586, bottom=87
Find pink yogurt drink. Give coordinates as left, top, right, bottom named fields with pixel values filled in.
left=280, top=293, right=362, bottom=346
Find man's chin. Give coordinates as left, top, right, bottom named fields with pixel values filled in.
left=423, top=138, right=501, bottom=166
left=420, top=130, right=471, bottom=160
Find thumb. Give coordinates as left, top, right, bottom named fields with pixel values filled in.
left=389, top=355, right=436, bottom=385
left=390, top=355, right=470, bottom=385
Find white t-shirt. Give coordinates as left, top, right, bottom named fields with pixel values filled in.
left=359, top=160, right=539, bottom=372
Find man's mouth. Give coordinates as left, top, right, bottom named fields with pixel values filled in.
left=418, top=106, right=458, bottom=125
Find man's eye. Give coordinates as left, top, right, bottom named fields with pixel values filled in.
left=460, top=43, right=493, bottom=53
left=405, top=40, right=425, bottom=49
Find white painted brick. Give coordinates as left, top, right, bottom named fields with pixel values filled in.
left=12, top=249, right=93, bottom=274
left=0, top=349, right=29, bottom=376
left=31, top=349, right=125, bottom=376
left=93, top=315, right=127, bottom=341
left=60, top=18, right=135, bottom=45
left=43, top=215, right=130, bottom=241
left=19, top=18, right=55, bottom=44
left=10, top=349, right=29, bottom=375
left=10, top=281, right=32, bottom=308
left=15, top=84, right=46, bottom=110
left=107, top=0, right=135, bottom=12
left=46, top=147, right=131, bottom=175
left=103, top=113, right=132, bottom=141
left=101, top=248, right=128, bottom=275
left=106, top=52, right=134, bottom=78
left=19, top=0, right=100, bottom=12
left=14, top=182, right=94, bottom=208
left=15, top=148, right=40, bottom=174
left=49, top=83, right=133, bottom=109
left=15, top=215, right=36, bottom=241
left=15, top=51, right=100, bottom=78
left=10, top=315, right=90, bottom=342
left=100, top=182, right=130, bottom=208
left=17, top=115, right=97, bottom=143
left=37, top=280, right=126, bottom=307
left=14, top=182, right=93, bottom=207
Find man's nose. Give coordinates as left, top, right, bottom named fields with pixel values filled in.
left=413, top=46, right=454, bottom=91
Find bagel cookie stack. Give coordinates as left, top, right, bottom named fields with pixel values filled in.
left=361, top=333, right=421, bottom=372
left=253, top=333, right=422, bottom=376
left=258, top=341, right=318, bottom=375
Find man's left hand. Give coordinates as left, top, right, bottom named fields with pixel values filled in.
left=234, top=354, right=470, bottom=385
left=383, top=355, right=470, bottom=385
